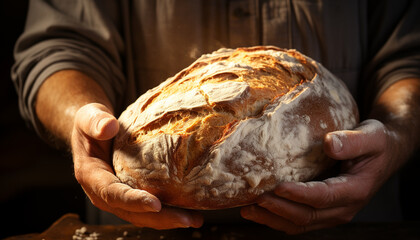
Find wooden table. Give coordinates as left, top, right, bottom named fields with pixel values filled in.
left=5, top=213, right=420, bottom=240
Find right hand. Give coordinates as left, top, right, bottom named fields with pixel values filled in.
left=71, top=103, right=203, bottom=229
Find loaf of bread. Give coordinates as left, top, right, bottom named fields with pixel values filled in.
left=112, top=46, right=359, bottom=210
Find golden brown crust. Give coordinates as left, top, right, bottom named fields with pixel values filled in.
left=112, top=46, right=359, bottom=209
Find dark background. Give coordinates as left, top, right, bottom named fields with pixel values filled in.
left=1, top=0, right=419, bottom=239
left=0, top=1, right=86, bottom=238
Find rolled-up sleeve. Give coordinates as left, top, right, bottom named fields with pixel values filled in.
left=11, top=0, right=126, bottom=138
left=362, top=0, right=420, bottom=114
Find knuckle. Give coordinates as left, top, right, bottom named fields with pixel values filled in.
left=308, top=209, right=318, bottom=225
left=294, top=209, right=318, bottom=226
left=97, top=184, right=111, bottom=205
left=313, top=192, right=334, bottom=208
left=100, top=182, right=123, bottom=208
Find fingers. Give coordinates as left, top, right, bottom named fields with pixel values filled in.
left=243, top=175, right=369, bottom=234
left=74, top=153, right=162, bottom=213
left=74, top=103, right=119, bottom=140
left=241, top=205, right=302, bottom=234
left=75, top=151, right=203, bottom=229
left=113, top=207, right=204, bottom=229
left=71, top=103, right=203, bottom=229
left=257, top=193, right=345, bottom=225
left=272, top=176, right=368, bottom=209
left=100, top=183, right=161, bottom=212
left=241, top=204, right=348, bottom=235
left=241, top=119, right=394, bottom=234
left=93, top=179, right=162, bottom=213
left=241, top=178, right=361, bottom=234
left=240, top=175, right=368, bottom=234
left=324, top=119, right=387, bottom=160
left=84, top=169, right=203, bottom=229
left=86, top=181, right=203, bottom=229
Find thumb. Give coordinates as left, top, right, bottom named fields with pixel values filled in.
left=324, top=119, right=387, bottom=160
left=74, top=103, right=119, bottom=140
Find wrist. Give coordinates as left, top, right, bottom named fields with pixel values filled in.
left=368, top=78, right=420, bottom=168
left=35, top=70, right=114, bottom=149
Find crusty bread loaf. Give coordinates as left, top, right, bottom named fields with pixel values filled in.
left=112, top=46, right=359, bottom=210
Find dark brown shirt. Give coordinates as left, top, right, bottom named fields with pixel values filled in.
left=12, top=0, right=420, bottom=223
left=12, top=0, right=420, bottom=138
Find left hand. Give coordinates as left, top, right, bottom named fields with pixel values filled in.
left=240, top=119, right=399, bottom=234
left=72, top=103, right=203, bottom=229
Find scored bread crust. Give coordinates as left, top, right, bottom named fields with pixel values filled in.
left=112, top=46, right=359, bottom=210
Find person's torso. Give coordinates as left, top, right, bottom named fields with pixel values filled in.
left=124, top=0, right=366, bottom=105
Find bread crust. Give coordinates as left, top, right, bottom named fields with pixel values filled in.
left=112, top=46, right=359, bottom=209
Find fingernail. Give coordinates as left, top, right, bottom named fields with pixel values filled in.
left=97, top=117, right=111, bottom=132
left=145, top=203, right=160, bottom=212
left=329, top=134, right=343, bottom=153
left=144, top=198, right=161, bottom=212
left=178, top=215, right=199, bottom=228
left=258, top=200, right=268, bottom=208
left=274, top=189, right=288, bottom=198
left=274, top=184, right=293, bottom=198
left=175, top=219, right=190, bottom=228
left=257, top=195, right=271, bottom=207
left=190, top=214, right=203, bottom=228
left=136, top=191, right=161, bottom=212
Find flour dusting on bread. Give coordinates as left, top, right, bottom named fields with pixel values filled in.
left=113, top=46, right=359, bottom=209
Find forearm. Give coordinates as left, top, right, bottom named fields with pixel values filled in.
left=369, top=78, right=420, bottom=169
left=35, top=70, right=114, bottom=148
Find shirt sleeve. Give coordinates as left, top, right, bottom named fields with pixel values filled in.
left=11, top=0, right=126, bottom=139
left=362, top=0, right=420, bottom=115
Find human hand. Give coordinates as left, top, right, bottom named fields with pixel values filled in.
left=71, top=103, right=203, bottom=229
left=240, top=119, right=398, bottom=234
